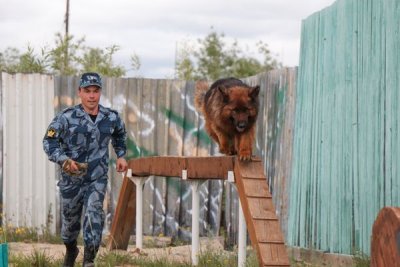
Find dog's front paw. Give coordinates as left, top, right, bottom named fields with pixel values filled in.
left=238, top=150, right=252, bottom=161
left=219, top=145, right=236, bottom=155
left=219, top=147, right=230, bottom=155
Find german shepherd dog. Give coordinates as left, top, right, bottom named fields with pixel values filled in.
left=195, top=77, right=260, bottom=160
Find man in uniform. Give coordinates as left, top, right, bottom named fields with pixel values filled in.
left=43, top=72, right=128, bottom=266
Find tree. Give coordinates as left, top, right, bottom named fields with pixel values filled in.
left=0, top=47, right=21, bottom=73
left=78, top=45, right=125, bottom=77
left=257, top=41, right=280, bottom=72
left=175, top=41, right=195, bottom=80
left=195, top=30, right=229, bottom=80
left=230, top=57, right=263, bottom=78
left=0, top=46, right=49, bottom=74
left=175, top=28, right=281, bottom=80
left=17, top=46, right=50, bottom=73
left=0, top=32, right=139, bottom=78
left=49, top=32, right=84, bottom=75
left=129, top=53, right=142, bottom=78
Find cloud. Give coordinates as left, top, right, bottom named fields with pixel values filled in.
left=0, top=0, right=336, bottom=78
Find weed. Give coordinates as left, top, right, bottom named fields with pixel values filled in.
left=245, top=249, right=259, bottom=267
left=170, top=235, right=189, bottom=247
left=1, top=208, right=63, bottom=244
left=0, top=225, right=63, bottom=244
left=95, top=251, right=136, bottom=267
left=198, top=249, right=236, bottom=267
left=10, top=249, right=63, bottom=267
left=352, top=250, right=370, bottom=267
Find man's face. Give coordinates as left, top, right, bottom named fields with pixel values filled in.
left=78, top=85, right=101, bottom=111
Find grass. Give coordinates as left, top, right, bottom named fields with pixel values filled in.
left=10, top=249, right=63, bottom=267
left=352, top=250, right=370, bottom=267
left=2, top=223, right=368, bottom=267
left=0, top=225, right=63, bottom=244
left=9, top=248, right=260, bottom=267
left=2, top=222, right=258, bottom=266
left=0, top=206, right=62, bottom=244
left=7, top=240, right=370, bottom=267
left=5, top=232, right=368, bottom=267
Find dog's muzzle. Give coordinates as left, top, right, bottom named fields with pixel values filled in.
left=236, top=122, right=247, bottom=132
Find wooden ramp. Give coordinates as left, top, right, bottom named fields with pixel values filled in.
left=235, top=158, right=290, bottom=267
left=108, top=156, right=289, bottom=267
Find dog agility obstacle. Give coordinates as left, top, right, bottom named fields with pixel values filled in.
left=107, top=156, right=290, bottom=267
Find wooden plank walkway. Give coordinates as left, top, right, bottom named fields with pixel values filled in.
left=107, top=156, right=289, bottom=267
left=234, top=158, right=290, bottom=267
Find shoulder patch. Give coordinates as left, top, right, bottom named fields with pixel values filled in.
left=47, top=128, right=57, bottom=138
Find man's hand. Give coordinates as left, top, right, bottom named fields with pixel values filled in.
left=116, top=157, right=128, bottom=172
left=62, top=159, right=88, bottom=176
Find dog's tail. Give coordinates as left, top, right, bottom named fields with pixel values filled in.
left=194, top=80, right=209, bottom=114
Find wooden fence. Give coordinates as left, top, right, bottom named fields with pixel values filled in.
left=62, top=69, right=297, bottom=244
left=1, top=68, right=297, bottom=245
left=288, top=0, right=400, bottom=254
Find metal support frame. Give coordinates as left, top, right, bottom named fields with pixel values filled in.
left=190, top=180, right=206, bottom=266
left=125, top=167, right=247, bottom=266
left=238, top=201, right=247, bottom=267
left=227, top=170, right=247, bottom=267
left=127, top=169, right=148, bottom=250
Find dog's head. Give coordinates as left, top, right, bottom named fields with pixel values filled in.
left=219, top=85, right=260, bottom=132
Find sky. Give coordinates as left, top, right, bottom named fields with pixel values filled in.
left=0, top=0, right=336, bottom=79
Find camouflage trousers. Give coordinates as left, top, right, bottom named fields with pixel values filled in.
left=59, top=176, right=108, bottom=250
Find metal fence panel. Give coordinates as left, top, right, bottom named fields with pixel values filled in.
left=1, top=73, right=57, bottom=232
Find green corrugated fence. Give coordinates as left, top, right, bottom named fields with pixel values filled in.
left=288, top=0, right=400, bottom=254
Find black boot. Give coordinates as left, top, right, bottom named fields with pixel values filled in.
left=83, top=246, right=97, bottom=267
left=63, top=240, right=79, bottom=267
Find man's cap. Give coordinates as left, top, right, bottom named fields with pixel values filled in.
left=79, top=72, right=102, bottom=88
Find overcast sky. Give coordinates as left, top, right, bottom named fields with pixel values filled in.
left=0, top=0, right=336, bottom=78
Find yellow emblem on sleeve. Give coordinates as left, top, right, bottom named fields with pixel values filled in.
left=47, top=128, right=56, bottom=138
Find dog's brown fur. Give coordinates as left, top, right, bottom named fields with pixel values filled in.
left=195, top=77, right=260, bottom=160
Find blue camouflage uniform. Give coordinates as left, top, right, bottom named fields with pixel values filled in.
left=43, top=103, right=126, bottom=251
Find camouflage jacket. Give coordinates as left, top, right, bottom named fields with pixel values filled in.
left=43, top=104, right=127, bottom=180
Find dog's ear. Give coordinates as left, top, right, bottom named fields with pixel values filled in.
left=249, top=85, right=260, bottom=99
left=218, top=86, right=230, bottom=102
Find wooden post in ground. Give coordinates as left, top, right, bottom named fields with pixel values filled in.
left=106, top=174, right=136, bottom=250
left=371, top=207, right=400, bottom=267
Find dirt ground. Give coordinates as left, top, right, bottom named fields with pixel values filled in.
left=8, top=237, right=226, bottom=264
left=8, top=237, right=355, bottom=266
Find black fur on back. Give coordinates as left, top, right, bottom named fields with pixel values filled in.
left=210, top=77, right=249, bottom=90
left=204, top=77, right=251, bottom=104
